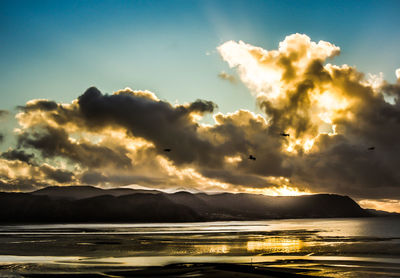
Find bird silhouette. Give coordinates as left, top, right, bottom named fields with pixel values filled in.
left=163, top=148, right=172, bottom=152
left=368, top=146, right=375, bottom=151
left=280, top=132, right=290, bottom=137
left=248, top=155, right=256, bottom=160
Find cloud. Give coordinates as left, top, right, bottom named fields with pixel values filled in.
left=81, top=171, right=163, bottom=186
left=80, top=171, right=108, bottom=185
left=6, top=86, right=290, bottom=193
left=0, top=179, right=39, bottom=192
left=0, top=110, right=9, bottom=118
left=217, top=34, right=340, bottom=98
left=18, top=100, right=58, bottom=112
left=218, top=34, right=400, bottom=199
left=1, top=34, right=400, bottom=204
left=0, top=157, right=70, bottom=190
left=75, top=87, right=221, bottom=166
left=40, top=165, right=74, bottom=183
left=218, top=71, right=236, bottom=83
left=0, top=110, right=9, bottom=143
left=18, top=125, right=133, bottom=169
left=218, top=34, right=342, bottom=140
left=359, top=199, right=400, bottom=213
left=1, top=149, right=35, bottom=164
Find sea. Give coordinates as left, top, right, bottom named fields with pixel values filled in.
left=1, top=217, right=400, bottom=277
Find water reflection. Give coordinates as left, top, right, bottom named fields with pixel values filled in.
left=247, top=237, right=304, bottom=253
left=1, top=218, right=400, bottom=258
left=1, top=217, right=400, bottom=238
left=193, top=244, right=231, bottom=254
left=1, top=218, right=400, bottom=277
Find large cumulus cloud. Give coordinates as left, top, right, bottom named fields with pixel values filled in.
left=3, top=87, right=287, bottom=192
left=8, top=87, right=291, bottom=191
left=218, top=33, right=400, bottom=199
left=76, top=87, right=219, bottom=166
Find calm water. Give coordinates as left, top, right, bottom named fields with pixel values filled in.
left=1, top=217, right=400, bottom=277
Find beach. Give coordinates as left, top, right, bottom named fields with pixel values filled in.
left=1, top=217, right=400, bottom=277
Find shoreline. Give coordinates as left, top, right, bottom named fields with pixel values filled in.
left=1, top=263, right=318, bottom=278
left=3, top=258, right=400, bottom=278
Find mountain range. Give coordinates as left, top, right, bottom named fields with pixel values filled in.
left=0, top=186, right=375, bottom=223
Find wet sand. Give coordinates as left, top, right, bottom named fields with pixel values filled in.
left=2, top=258, right=400, bottom=277
left=1, top=262, right=318, bottom=278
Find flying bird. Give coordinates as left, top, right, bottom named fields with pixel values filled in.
left=163, top=148, right=172, bottom=152
left=368, top=146, right=375, bottom=151
left=248, top=155, right=256, bottom=160
left=280, top=132, right=290, bottom=137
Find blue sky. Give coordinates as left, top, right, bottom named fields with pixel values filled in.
left=1, top=0, right=400, bottom=113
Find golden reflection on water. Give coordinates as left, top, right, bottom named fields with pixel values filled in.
left=247, top=237, right=304, bottom=253
left=193, top=244, right=231, bottom=254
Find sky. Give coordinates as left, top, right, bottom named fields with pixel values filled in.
left=1, top=0, right=400, bottom=212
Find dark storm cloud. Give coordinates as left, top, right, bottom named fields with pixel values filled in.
left=293, top=134, right=400, bottom=198
left=76, top=87, right=220, bottom=166
left=186, top=99, right=217, bottom=113
left=12, top=87, right=292, bottom=191
left=81, top=171, right=108, bottom=185
left=1, top=149, right=35, bottom=164
left=205, top=110, right=292, bottom=178
left=81, top=171, right=164, bottom=186
left=0, top=179, right=39, bottom=192
left=41, top=165, right=74, bottom=183
left=18, top=100, right=58, bottom=112
left=18, top=126, right=132, bottom=169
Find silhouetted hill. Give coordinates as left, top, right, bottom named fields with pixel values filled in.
left=170, top=193, right=369, bottom=220
left=32, top=185, right=160, bottom=200
left=32, top=186, right=106, bottom=200
left=0, top=191, right=199, bottom=223
left=0, top=186, right=371, bottom=223
left=365, top=208, right=400, bottom=217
